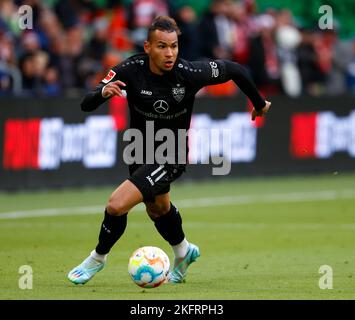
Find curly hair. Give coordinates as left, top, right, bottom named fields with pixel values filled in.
left=147, top=16, right=181, bottom=41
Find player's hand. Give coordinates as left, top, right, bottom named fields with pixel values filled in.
left=102, top=80, right=126, bottom=98
left=251, top=100, right=271, bottom=121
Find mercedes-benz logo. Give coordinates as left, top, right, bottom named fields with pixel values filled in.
left=153, top=100, right=169, bottom=114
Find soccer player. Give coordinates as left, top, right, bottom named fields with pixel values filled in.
left=68, top=16, right=270, bottom=285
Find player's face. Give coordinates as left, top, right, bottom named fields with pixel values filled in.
left=144, top=30, right=178, bottom=75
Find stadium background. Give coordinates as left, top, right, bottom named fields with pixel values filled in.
left=1, top=0, right=354, bottom=300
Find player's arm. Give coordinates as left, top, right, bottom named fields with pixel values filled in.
left=188, top=59, right=270, bottom=120
left=80, top=68, right=127, bottom=112
left=222, top=60, right=271, bottom=120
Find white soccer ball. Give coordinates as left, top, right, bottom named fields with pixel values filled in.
left=128, top=246, right=170, bottom=288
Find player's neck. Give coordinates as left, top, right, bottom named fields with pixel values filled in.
left=148, top=59, right=164, bottom=76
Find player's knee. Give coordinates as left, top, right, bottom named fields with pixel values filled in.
left=146, top=209, right=160, bottom=220
left=146, top=202, right=170, bottom=220
left=107, top=197, right=128, bottom=216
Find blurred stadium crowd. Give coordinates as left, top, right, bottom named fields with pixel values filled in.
left=1, top=0, right=355, bottom=98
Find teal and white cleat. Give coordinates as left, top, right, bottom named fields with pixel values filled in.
left=67, top=254, right=105, bottom=285
left=168, top=243, right=200, bottom=283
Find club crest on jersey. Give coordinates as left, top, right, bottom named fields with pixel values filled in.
left=102, top=69, right=116, bottom=84
left=172, top=87, right=185, bottom=102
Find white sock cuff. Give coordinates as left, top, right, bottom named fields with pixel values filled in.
left=90, top=250, right=108, bottom=262
left=172, top=238, right=189, bottom=259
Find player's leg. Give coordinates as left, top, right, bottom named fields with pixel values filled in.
left=95, top=180, right=143, bottom=254
left=146, top=193, right=186, bottom=246
left=67, top=180, right=143, bottom=285
left=145, top=193, right=200, bottom=283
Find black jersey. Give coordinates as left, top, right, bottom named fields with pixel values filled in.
left=81, top=53, right=265, bottom=164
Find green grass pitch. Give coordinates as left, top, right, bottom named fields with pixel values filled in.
left=1, top=173, right=355, bottom=300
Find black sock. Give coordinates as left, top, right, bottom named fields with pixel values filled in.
left=153, top=203, right=185, bottom=246
left=95, top=209, right=127, bottom=255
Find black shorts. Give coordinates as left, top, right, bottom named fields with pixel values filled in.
left=128, top=163, right=185, bottom=203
